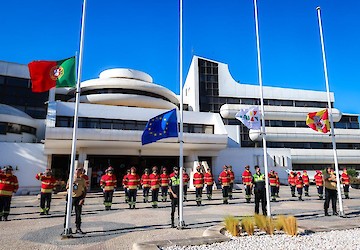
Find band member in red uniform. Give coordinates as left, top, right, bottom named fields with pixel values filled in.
left=126, top=167, right=140, bottom=209
left=288, top=171, right=296, bottom=197
left=35, top=168, right=57, bottom=215
left=160, top=167, right=169, bottom=202
left=204, top=168, right=214, bottom=200
left=193, top=165, right=204, bottom=206
left=268, top=170, right=277, bottom=201
left=149, top=166, right=160, bottom=208
left=183, top=169, right=190, bottom=202
left=296, top=172, right=304, bottom=201
left=228, top=165, right=235, bottom=199
left=314, top=170, right=324, bottom=199
left=302, top=170, right=310, bottom=197
left=0, top=166, right=18, bottom=221
left=100, top=167, right=117, bottom=210
left=341, top=168, right=350, bottom=199
left=218, top=165, right=230, bottom=204
left=242, top=165, right=253, bottom=203
left=141, top=168, right=151, bottom=203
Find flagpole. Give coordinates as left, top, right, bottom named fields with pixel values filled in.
left=64, top=0, right=87, bottom=236
left=316, top=6, right=344, bottom=216
left=178, top=0, right=185, bottom=229
left=253, top=0, right=271, bottom=217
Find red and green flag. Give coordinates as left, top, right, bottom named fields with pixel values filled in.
left=306, top=109, right=330, bottom=133
left=28, top=56, right=76, bottom=92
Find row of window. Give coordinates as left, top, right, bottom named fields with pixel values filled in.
left=0, top=75, right=48, bottom=119
left=55, top=116, right=214, bottom=134
left=0, top=122, right=37, bottom=135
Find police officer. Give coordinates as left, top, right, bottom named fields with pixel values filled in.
left=252, top=165, right=267, bottom=215
left=169, top=166, right=180, bottom=228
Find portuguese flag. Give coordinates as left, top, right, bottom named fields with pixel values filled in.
left=28, top=56, right=76, bottom=92
left=306, top=109, right=330, bottom=133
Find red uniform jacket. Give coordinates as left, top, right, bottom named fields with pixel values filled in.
left=122, top=174, right=128, bottom=188
left=149, top=173, right=160, bottom=190
left=127, top=173, right=140, bottom=190
left=228, top=170, right=235, bottom=184
left=296, top=177, right=303, bottom=188
left=242, top=170, right=252, bottom=185
left=218, top=171, right=230, bottom=187
left=183, top=172, right=190, bottom=185
left=341, top=173, right=350, bottom=185
left=302, top=174, right=309, bottom=186
left=35, top=173, right=57, bottom=193
left=141, top=174, right=151, bottom=188
left=288, top=174, right=296, bottom=186
left=0, top=173, right=19, bottom=196
left=314, top=173, right=324, bottom=186
left=275, top=174, right=280, bottom=187
left=160, top=173, right=169, bottom=187
left=193, top=172, right=204, bottom=188
left=268, top=173, right=277, bottom=186
left=204, top=172, right=214, bottom=185
left=100, top=174, right=117, bottom=192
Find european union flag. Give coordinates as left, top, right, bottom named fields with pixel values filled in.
left=141, top=108, right=179, bottom=145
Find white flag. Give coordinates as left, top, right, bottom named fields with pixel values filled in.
left=235, top=107, right=261, bottom=130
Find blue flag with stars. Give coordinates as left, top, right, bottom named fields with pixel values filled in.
left=141, top=108, right=179, bottom=145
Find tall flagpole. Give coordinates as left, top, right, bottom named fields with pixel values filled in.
left=253, top=0, right=271, bottom=217
left=178, top=0, right=185, bottom=229
left=64, top=0, right=87, bottom=236
left=316, top=6, right=344, bottom=216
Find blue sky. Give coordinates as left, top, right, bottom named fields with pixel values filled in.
left=2, top=0, right=360, bottom=115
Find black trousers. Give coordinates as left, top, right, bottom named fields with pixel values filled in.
left=254, top=189, right=267, bottom=215
left=183, top=185, right=188, bottom=197
left=270, top=186, right=277, bottom=198
left=245, top=185, right=251, bottom=199
left=222, top=186, right=229, bottom=199
left=290, top=185, right=296, bottom=195
left=195, top=187, right=203, bottom=202
left=317, top=186, right=324, bottom=195
left=304, top=185, right=309, bottom=194
left=64, top=196, right=83, bottom=229
left=343, top=184, right=349, bottom=193
left=103, top=191, right=114, bottom=207
left=206, top=185, right=213, bottom=196
left=0, top=196, right=12, bottom=218
left=324, top=188, right=337, bottom=212
left=152, top=188, right=159, bottom=203
left=297, top=187, right=303, bottom=196
left=40, top=193, right=52, bottom=211
left=171, top=197, right=179, bottom=222
left=143, top=187, right=150, bottom=198
left=229, top=183, right=234, bottom=196
left=128, top=189, right=137, bottom=204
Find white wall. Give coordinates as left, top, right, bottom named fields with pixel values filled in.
left=0, top=142, right=46, bottom=194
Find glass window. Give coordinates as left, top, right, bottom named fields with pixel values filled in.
left=8, top=123, right=21, bottom=134
left=0, top=122, right=6, bottom=134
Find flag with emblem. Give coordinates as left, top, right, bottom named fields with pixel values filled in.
left=141, top=108, right=178, bottom=145
left=28, top=56, right=76, bottom=92
left=306, top=109, right=330, bottom=133
left=235, top=106, right=261, bottom=130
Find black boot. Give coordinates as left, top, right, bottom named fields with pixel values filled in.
left=325, top=210, right=330, bottom=216
left=171, top=218, right=175, bottom=228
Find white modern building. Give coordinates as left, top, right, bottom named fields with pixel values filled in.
left=0, top=56, right=359, bottom=193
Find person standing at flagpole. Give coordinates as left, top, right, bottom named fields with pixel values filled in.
left=252, top=165, right=267, bottom=216
left=323, top=167, right=338, bottom=216
left=63, top=167, right=86, bottom=234
left=169, top=166, right=180, bottom=228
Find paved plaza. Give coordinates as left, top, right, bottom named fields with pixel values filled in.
left=1, top=186, right=360, bottom=250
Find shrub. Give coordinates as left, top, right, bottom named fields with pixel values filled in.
left=254, top=214, right=267, bottom=231
left=283, top=216, right=298, bottom=236
left=224, top=215, right=240, bottom=236
left=347, top=169, right=359, bottom=178
left=275, top=215, right=286, bottom=231
left=265, top=216, right=275, bottom=235
left=350, top=176, right=360, bottom=185
left=241, top=217, right=255, bottom=236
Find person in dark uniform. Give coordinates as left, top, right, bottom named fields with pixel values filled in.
left=252, top=165, right=267, bottom=216
left=169, top=166, right=180, bottom=228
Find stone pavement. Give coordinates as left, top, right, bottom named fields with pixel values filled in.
left=0, top=186, right=359, bottom=250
